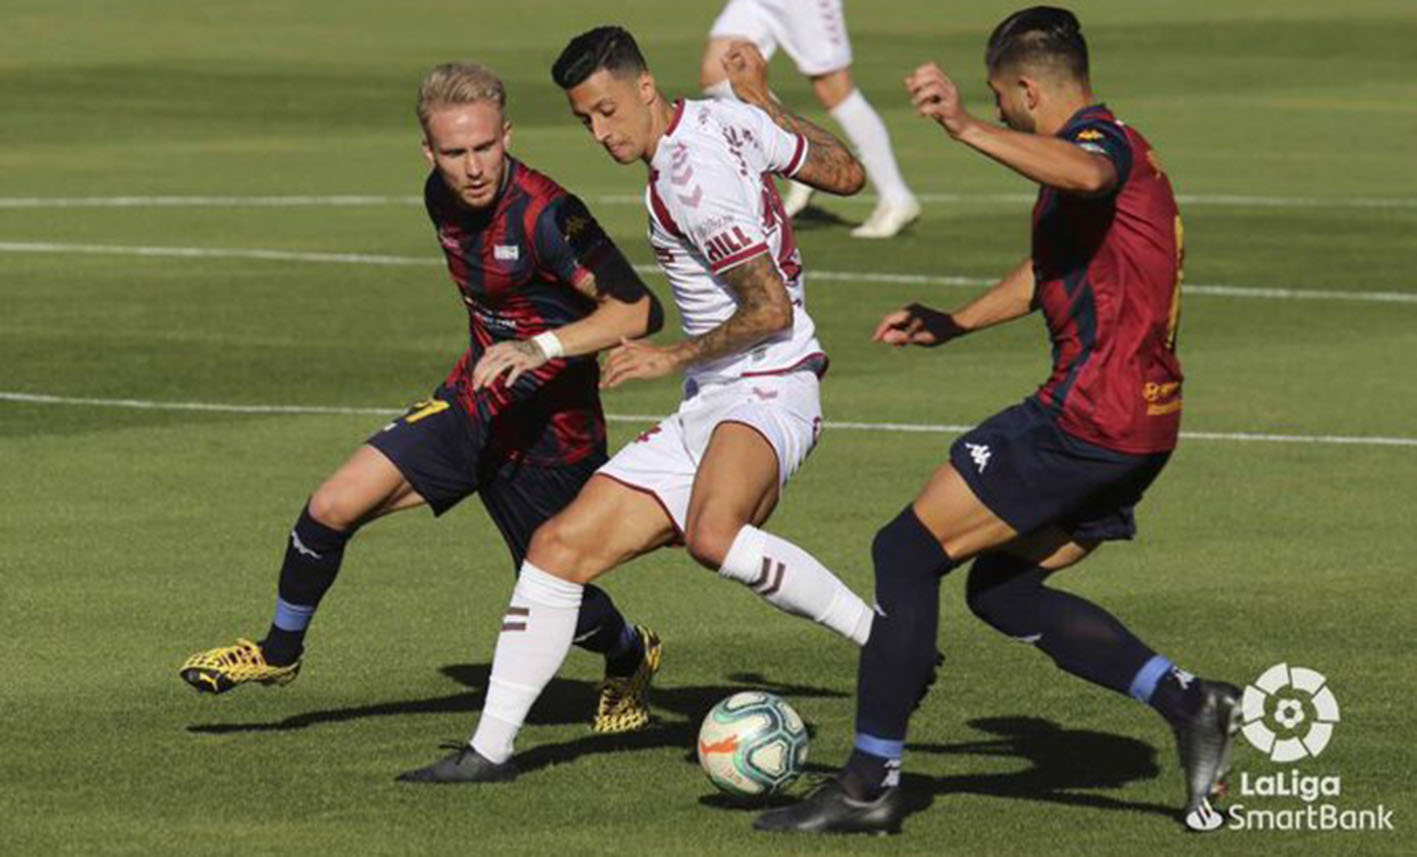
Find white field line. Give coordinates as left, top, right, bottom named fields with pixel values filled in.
left=3, top=391, right=1414, bottom=449
left=2, top=240, right=1414, bottom=305
left=3, top=192, right=1417, bottom=210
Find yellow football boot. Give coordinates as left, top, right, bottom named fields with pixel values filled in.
left=179, top=638, right=301, bottom=694
left=593, top=626, right=662, bottom=733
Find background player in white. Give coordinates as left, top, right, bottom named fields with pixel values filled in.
left=399, top=26, right=875, bottom=783
left=701, top=0, right=920, bottom=238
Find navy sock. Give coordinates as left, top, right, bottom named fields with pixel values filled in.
left=841, top=746, right=904, bottom=802
left=569, top=584, right=642, bottom=675
left=603, top=623, right=645, bottom=677
left=263, top=504, right=352, bottom=666
left=965, top=553, right=1202, bottom=724
left=846, top=506, right=955, bottom=800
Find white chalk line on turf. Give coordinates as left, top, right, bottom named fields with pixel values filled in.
left=3, top=240, right=1415, bottom=305
left=3, top=391, right=1414, bottom=449
left=3, top=192, right=1417, bottom=210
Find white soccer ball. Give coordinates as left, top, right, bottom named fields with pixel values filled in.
left=697, top=691, right=809, bottom=798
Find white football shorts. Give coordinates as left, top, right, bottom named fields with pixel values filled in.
left=597, top=370, right=824, bottom=535
left=709, top=0, right=852, bottom=76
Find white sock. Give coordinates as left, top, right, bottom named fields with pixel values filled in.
left=469, top=562, right=583, bottom=764
left=829, top=89, right=913, bottom=206
left=703, top=79, right=737, bottom=100
left=719, top=525, right=873, bottom=646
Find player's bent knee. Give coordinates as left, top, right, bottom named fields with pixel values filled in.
left=811, top=70, right=854, bottom=109
left=526, top=516, right=602, bottom=584
left=526, top=518, right=573, bottom=571
left=963, top=553, right=1045, bottom=635
left=684, top=518, right=740, bottom=570
left=871, top=506, right=955, bottom=585
left=307, top=484, right=360, bottom=532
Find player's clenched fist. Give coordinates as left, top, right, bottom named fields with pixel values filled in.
left=600, top=337, right=680, bottom=389
left=721, top=41, right=771, bottom=105
left=904, top=63, right=970, bottom=137
left=872, top=302, right=967, bottom=348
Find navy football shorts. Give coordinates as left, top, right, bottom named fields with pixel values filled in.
left=366, top=387, right=605, bottom=566
left=948, top=397, right=1170, bottom=543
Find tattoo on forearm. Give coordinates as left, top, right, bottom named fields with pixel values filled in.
left=754, top=97, right=862, bottom=194
left=674, top=255, right=791, bottom=366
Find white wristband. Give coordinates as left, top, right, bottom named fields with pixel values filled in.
left=531, top=331, right=565, bottom=360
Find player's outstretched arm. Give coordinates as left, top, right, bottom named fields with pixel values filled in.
left=905, top=63, right=1117, bottom=195
left=874, top=257, right=1035, bottom=347
left=721, top=42, right=865, bottom=196
left=601, top=254, right=791, bottom=388
left=557, top=250, right=665, bottom=352
left=471, top=244, right=662, bottom=390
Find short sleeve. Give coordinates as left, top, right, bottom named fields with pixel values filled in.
left=532, top=194, right=614, bottom=289
left=744, top=103, right=809, bottom=178
left=671, top=149, right=773, bottom=276
left=1064, top=119, right=1133, bottom=191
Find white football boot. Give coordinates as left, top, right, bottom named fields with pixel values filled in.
left=851, top=195, right=921, bottom=239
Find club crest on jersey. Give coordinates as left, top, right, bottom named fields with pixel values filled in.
left=704, top=225, right=755, bottom=265
left=564, top=215, right=589, bottom=238
left=493, top=244, right=520, bottom=261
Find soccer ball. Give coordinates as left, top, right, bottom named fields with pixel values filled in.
left=697, top=691, right=809, bottom=798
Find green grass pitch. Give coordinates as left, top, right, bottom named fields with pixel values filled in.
left=2, top=1, right=1415, bottom=854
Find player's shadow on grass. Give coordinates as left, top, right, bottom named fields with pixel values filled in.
left=901, top=715, right=1176, bottom=820
left=186, top=663, right=846, bottom=769
left=788, top=204, right=854, bottom=232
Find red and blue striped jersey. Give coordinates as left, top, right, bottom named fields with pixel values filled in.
left=426, top=158, right=612, bottom=465
left=1030, top=104, right=1185, bottom=454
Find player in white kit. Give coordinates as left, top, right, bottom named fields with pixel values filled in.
left=398, top=26, right=876, bottom=783
left=702, top=0, right=921, bottom=238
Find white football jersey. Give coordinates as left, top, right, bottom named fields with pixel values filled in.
left=645, top=98, right=825, bottom=383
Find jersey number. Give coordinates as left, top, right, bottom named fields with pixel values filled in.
left=1165, top=215, right=1184, bottom=351
left=404, top=399, right=450, bottom=424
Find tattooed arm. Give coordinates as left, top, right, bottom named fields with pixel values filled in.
left=720, top=41, right=866, bottom=196
left=600, top=254, right=792, bottom=388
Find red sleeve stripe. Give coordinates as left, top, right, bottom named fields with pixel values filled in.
left=784, top=135, right=808, bottom=177
left=647, top=180, right=685, bottom=239
left=710, top=242, right=769, bottom=273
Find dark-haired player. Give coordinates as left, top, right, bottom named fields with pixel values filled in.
left=180, top=62, right=667, bottom=735
left=398, top=27, right=876, bottom=783
left=757, top=7, right=1240, bottom=834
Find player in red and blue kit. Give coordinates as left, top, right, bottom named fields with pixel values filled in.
left=180, top=62, right=666, bottom=735
left=759, top=8, right=1241, bottom=834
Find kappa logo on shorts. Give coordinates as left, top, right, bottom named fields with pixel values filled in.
left=965, top=442, right=992, bottom=473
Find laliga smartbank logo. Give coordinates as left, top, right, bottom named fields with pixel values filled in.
left=1241, top=662, right=1339, bottom=761
left=1184, top=663, right=1395, bottom=834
